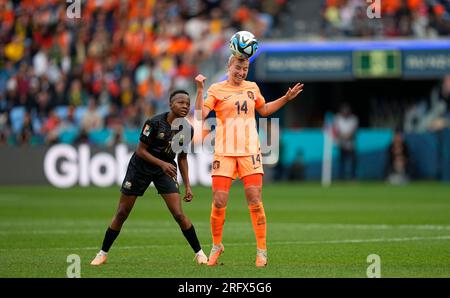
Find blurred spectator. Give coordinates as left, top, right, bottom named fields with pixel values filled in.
left=5, top=77, right=19, bottom=108
left=123, top=105, right=142, bottom=129
left=68, top=79, right=88, bottom=107
left=386, top=130, right=411, bottom=185
left=35, top=89, right=52, bottom=121
left=95, top=80, right=114, bottom=108
left=334, top=103, right=359, bottom=180
left=5, top=35, right=25, bottom=62
left=105, top=103, right=123, bottom=129
left=119, top=76, right=136, bottom=108
left=41, top=109, right=60, bottom=145
left=58, top=105, right=77, bottom=132
left=32, top=47, right=49, bottom=78
left=138, top=74, right=162, bottom=106
left=81, top=98, right=103, bottom=131
left=51, top=78, right=67, bottom=107
left=0, top=94, right=9, bottom=145
left=107, top=126, right=124, bottom=147
left=17, top=111, right=34, bottom=146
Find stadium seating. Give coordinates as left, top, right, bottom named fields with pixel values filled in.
left=10, top=106, right=25, bottom=134
left=88, top=129, right=113, bottom=146
left=54, top=106, right=69, bottom=121
left=59, top=128, right=80, bottom=144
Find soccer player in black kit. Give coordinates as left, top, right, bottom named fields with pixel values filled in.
left=90, top=90, right=208, bottom=265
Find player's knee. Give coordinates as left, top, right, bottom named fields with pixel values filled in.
left=116, top=208, right=130, bottom=223
left=246, top=196, right=261, bottom=206
left=245, top=186, right=261, bottom=205
left=172, top=212, right=186, bottom=224
left=213, top=191, right=228, bottom=208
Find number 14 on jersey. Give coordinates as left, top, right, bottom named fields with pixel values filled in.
left=235, top=100, right=248, bottom=114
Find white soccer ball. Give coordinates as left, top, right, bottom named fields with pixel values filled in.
left=229, top=31, right=259, bottom=59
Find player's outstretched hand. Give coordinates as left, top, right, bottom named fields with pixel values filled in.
left=183, top=187, right=193, bottom=202
left=195, top=74, right=207, bottom=89
left=161, top=162, right=177, bottom=178
left=285, top=83, right=304, bottom=101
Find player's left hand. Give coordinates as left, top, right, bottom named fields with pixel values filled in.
left=183, top=187, right=193, bottom=202
left=285, top=83, right=304, bottom=101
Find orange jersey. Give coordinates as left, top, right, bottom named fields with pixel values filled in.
left=204, top=80, right=266, bottom=156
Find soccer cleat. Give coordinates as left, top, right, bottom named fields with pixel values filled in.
left=90, top=251, right=108, bottom=266
left=194, top=249, right=208, bottom=265
left=255, top=248, right=267, bottom=267
left=207, top=244, right=224, bottom=266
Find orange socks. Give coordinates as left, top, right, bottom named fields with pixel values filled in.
left=210, top=201, right=266, bottom=250
left=248, top=202, right=267, bottom=250
left=210, top=204, right=226, bottom=245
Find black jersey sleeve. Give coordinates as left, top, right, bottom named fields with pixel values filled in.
left=139, top=120, right=155, bottom=145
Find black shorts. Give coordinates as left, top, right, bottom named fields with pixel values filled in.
left=120, top=163, right=180, bottom=197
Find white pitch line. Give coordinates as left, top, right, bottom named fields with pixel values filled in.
left=0, top=228, right=180, bottom=235
left=3, top=223, right=450, bottom=235
left=1, top=235, right=450, bottom=252
left=263, top=235, right=450, bottom=245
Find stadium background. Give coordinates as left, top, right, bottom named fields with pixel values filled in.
left=1, top=0, right=450, bottom=278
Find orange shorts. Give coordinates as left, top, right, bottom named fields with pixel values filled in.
left=212, top=153, right=264, bottom=179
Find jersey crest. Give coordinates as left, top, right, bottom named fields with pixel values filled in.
left=247, top=91, right=255, bottom=100
left=143, top=124, right=151, bottom=136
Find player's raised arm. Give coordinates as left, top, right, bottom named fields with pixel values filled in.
left=194, top=74, right=211, bottom=120
left=256, top=83, right=304, bottom=117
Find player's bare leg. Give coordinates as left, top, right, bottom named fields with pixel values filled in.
left=110, top=193, right=138, bottom=230
left=161, top=193, right=207, bottom=264
left=91, top=193, right=137, bottom=265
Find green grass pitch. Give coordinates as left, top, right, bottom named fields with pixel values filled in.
left=1, top=182, right=449, bottom=277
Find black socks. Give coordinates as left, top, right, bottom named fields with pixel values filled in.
left=182, top=225, right=201, bottom=253
left=101, top=227, right=120, bottom=252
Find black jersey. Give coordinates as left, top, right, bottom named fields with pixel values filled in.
left=129, top=112, right=193, bottom=174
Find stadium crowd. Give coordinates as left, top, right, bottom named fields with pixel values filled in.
left=0, top=0, right=284, bottom=146
left=1, top=0, right=449, bottom=147
left=322, top=0, right=450, bottom=38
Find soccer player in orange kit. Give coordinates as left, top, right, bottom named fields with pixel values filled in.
left=194, top=55, right=303, bottom=267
